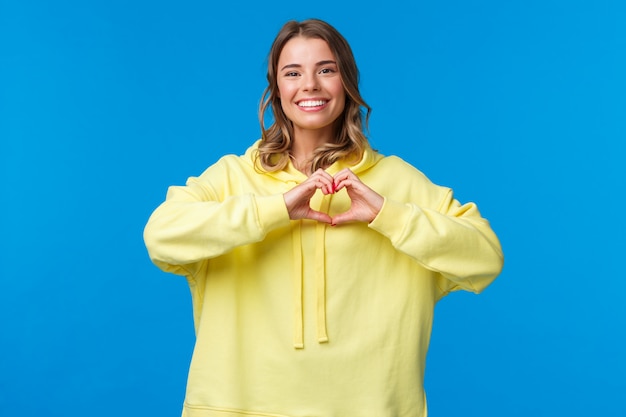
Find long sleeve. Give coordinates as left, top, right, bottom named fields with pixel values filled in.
left=368, top=187, right=504, bottom=295
left=143, top=162, right=291, bottom=276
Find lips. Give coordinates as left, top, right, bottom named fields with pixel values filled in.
left=297, top=99, right=328, bottom=108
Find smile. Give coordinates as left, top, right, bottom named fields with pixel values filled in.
left=297, top=100, right=328, bottom=108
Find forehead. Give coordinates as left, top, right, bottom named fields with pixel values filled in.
left=278, top=36, right=336, bottom=66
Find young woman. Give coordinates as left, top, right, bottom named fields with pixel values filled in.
left=144, top=18, right=504, bottom=417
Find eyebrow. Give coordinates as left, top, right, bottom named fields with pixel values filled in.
left=280, top=60, right=337, bottom=71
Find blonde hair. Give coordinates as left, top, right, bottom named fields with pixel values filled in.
left=257, top=19, right=371, bottom=174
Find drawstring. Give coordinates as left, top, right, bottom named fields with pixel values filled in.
left=292, top=221, right=304, bottom=349
left=315, top=196, right=331, bottom=343
left=292, top=193, right=332, bottom=349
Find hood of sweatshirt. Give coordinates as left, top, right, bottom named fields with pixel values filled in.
left=243, top=140, right=384, bottom=348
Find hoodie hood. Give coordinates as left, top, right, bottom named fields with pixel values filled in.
left=243, top=139, right=383, bottom=181
left=243, top=140, right=384, bottom=348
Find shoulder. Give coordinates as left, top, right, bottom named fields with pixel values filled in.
left=197, top=141, right=259, bottom=177
left=373, top=154, right=434, bottom=184
left=368, top=154, right=451, bottom=207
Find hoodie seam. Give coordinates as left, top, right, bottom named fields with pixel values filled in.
left=184, top=403, right=291, bottom=417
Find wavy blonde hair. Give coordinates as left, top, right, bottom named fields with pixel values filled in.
left=257, top=19, right=371, bottom=174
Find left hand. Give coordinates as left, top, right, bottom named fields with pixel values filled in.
left=331, top=168, right=384, bottom=226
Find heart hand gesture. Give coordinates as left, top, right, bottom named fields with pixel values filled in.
left=283, top=168, right=383, bottom=226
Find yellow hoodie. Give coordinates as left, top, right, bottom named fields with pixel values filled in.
left=143, top=141, right=504, bottom=417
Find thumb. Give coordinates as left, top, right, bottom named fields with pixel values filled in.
left=330, top=210, right=355, bottom=226
left=306, top=210, right=333, bottom=224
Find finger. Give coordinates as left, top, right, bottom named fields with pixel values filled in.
left=284, top=181, right=316, bottom=204
left=310, top=169, right=335, bottom=194
left=309, top=177, right=332, bottom=195
left=334, top=168, right=355, bottom=180
left=306, top=210, right=332, bottom=224
left=333, top=169, right=358, bottom=191
left=330, top=210, right=354, bottom=226
left=310, top=168, right=335, bottom=185
left=333, top=177, right=358, bottom=192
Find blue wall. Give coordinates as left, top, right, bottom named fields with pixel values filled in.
left=1, top=1, right=624, bottom=416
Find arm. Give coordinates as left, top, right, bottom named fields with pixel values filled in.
left=330, top=165, right=503, bottom=293
left=369, top=190, right=504, bottom=294
left=143, top=170, right=291, bottom=275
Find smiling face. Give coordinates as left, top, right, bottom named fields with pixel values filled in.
left=276, top=36, right=346, bottom=141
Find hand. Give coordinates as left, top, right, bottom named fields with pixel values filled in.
left=283, top=168, right=384, bottom=226
left=331, top=168, right=384, bottom=226
left=283, top=168, right=335, bottom=224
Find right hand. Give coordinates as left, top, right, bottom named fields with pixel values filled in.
left=283, top=168, right=334, bottom=224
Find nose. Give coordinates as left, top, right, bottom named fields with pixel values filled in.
left=302, top=73, right=320, bottom=91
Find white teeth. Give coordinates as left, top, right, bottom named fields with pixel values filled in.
left=298, top=100, right=326, bottom=107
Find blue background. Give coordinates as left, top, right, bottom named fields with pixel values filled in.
left=1, top=0, right=625, bottom=416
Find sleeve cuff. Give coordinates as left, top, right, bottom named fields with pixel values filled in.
left=255, top=193, right=292, bottom=232
left=368, top=198, right=417, bottom=244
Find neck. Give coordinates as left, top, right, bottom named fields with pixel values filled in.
left=290, top=126, right=334, bottom=169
